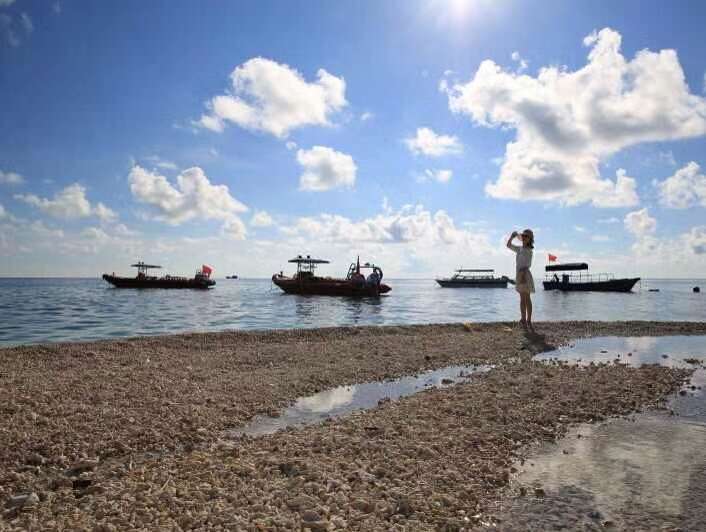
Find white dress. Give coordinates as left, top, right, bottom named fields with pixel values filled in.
left=509, top=244, right=535, bottom=294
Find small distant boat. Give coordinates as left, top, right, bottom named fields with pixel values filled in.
left=436, top=269, right=511, bottom=288
left=272, top=255, right=391, bottom=296
left=225, top=275, right=238, bottom=279
left=543, top=262, right=639, bottom=292
left=102, top=262, right=216, bottom=289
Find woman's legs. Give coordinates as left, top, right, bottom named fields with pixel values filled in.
left=519, top=292, right=527, bottom=325
left=526, top=293, right=533, bottom=328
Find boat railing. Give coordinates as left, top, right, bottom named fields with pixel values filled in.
left=545, top=272, right=616, bottom=283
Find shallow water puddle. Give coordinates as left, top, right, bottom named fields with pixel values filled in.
left=502, top=336, right=706, bottom=530
left=231, top=364, right=490, bottom=437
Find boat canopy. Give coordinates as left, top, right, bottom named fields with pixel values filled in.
left=288, top=255, right=330, bottom=264
left=456, top=269, right=494, bottom=273
left=545, top=262, right=588, bottom=272
left=131, top=262, right=162, bottom=269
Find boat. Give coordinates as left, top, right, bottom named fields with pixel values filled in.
left=102, top=262, right=216, bottom=289
left=225, top=275, right=238, bottom=279
left=543, top=262, right=639, bottom=292
left=436, top=269, right=511, bottom=288
left=272, top=255, right=391, bottom=296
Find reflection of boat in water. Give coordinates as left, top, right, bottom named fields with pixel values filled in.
left=436, top=269, right=511, bottom=288
left=543, top=262, right=639, bottom=292
left=102, top=262, right=215, bottom=289
left=272, top=256, right=391, bottom=296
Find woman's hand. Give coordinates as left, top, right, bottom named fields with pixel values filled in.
left=510, top=231, right=518, bottom=238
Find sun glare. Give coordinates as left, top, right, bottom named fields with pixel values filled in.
left=424, top=0, right=500, bottom=28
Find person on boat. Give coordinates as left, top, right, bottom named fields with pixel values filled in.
left=366, top=270, right=380, bottom=286
left=506, top=229, right=535, bottom=331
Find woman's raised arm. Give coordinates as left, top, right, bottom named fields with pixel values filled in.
left=506, top=231, right=518, bottom=250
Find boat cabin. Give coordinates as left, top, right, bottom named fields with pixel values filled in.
left=450, top=269, right=497, bottom=280
left=544, top=262, right=615, bottom=283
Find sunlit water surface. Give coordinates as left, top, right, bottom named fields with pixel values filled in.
left=0, top=278, right=704, bottom=346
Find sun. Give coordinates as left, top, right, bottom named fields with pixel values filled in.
left=424, top=0, right=500, bottom=28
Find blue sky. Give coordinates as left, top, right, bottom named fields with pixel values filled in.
left=1, top=0, right=706, bottom=277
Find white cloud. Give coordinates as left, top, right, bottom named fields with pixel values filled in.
left=685, top=226, right=706, bottom=254
left=404, top=127, right=463, bottom=157
left=0, top=204, right=6, bottom=218
left=281, top=204, right=481, bottom=246
left=285, top=141, right=298, bottom=151
left=597, top=217, right=620, bottom=224
left=14, top=183, right=112, bottom=220
left=443, top=27, right=706, bottom=207
left=360, top=111, right=374, bottom=122
left=93, top=202, right=118, bottom=223
left=113, top=223, right=138, bottom=237
left=250, top=210, right=274, bottom=227
left=0, top=0, right=15, bottom=6
left=511, top=51, right=528, bottom=72
left=0, top=169, right=24, bottom=185
left=591, top=235, right=611, bottom=242
left=297, top=146, right=356, bottom=191
left=222, top=218, right=247, bottom=240
left=19, top=12, right=31, bottom=33
left=128, top=166, right=248, bottom=232
left=53, top=2, right=61, bottom=14
left=0, top=13, right=19, bottom=47
left=656, top=161, right=706, bottom=209
left=657, top=150, right=677, bottom=166
left=574, top=225, right=586, bottom=232
left=624, top=208, right=656, bottom=237
left=197, top=57, right=347, bottom=138
left=144, top=155, right=178, bottom=170
left=417, top=168, right=453, bottom=183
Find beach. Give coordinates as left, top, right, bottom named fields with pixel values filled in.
left=2, top=321, right=705, bottom=530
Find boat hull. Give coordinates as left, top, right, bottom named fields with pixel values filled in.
left=272, top=276, right=390, bottom=296
left=436, top=278, right=508, bottom=288
left=543, top=277, right=640, bottom=292
left=102, top=274, right=215, bottom=289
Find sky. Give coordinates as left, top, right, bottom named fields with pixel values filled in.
left=1, top=0, right=706, bottom=278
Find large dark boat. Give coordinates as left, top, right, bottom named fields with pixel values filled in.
left=102, top=262, right=216, bottom=289
left=436, top=269, right=511, bottom=288
left=272, top=256, right=391, bottom=296
left=543, top=262, right=639, bottom=292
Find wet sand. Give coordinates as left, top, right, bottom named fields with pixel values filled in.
left=1, top=321, right=705, bottom=529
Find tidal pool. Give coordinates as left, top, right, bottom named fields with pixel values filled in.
left=501, top=336, right=706, bottom=530
left=230, top=363, right=490, bottom=437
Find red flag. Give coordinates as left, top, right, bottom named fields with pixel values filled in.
left=548, top=254, right=557, bottom=262
left=202, top=264, right=213, bottom=276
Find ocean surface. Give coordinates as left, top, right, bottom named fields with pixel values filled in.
left=0, top=277, right=704, bottom=347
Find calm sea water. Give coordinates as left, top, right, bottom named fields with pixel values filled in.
left=0, top=278, right=704, bottom=347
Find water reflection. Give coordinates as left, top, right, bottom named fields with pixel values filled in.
left=502, top=336, right=706, bottom=529
left=297, top=386, right=356, bottom=413
left=230, top=364, right=490, bottom=437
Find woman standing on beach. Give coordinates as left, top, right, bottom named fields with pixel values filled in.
left=507, top=229, right=535, bottom=330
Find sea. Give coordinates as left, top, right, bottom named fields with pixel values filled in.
left=0, top=277, right=704, bottom=347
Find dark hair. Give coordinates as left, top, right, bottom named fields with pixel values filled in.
left=523, top=229, right=534, bottom=249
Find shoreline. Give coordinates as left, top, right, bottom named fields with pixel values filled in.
left=2, top=321, right=705, bottom=529
left=3, top=319, right=706, bottom=350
